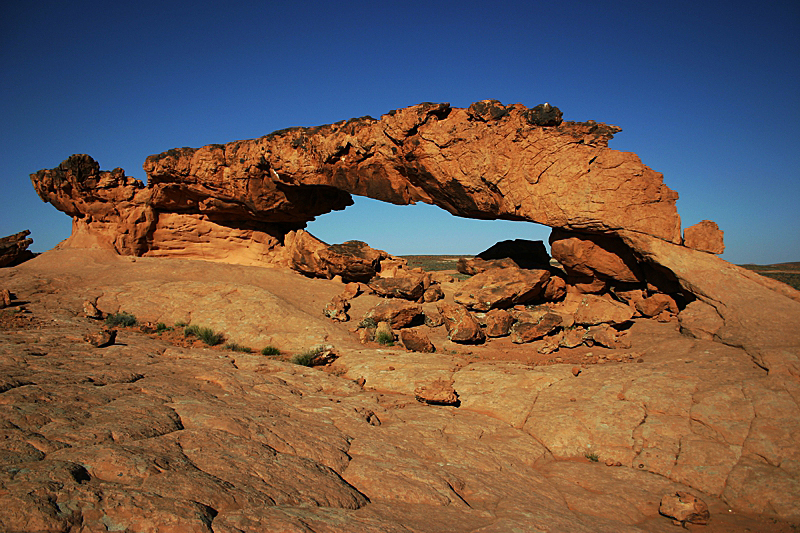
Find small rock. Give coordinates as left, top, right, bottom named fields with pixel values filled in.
left=571, top=366, right=581, bottom=376
left=438, top=304, right=485, bottom=344
left=1, top=288, right=11, bottom=308
left=414, top=378, right=459, bottom=405
left=483, top=308, right=513, bottom=337
left=84, top=328, right=117, bottom=348
left=323, top=295, right=350, bottom=322
left=83, top=300, right=103, bottom=319
left=659, top=491, right=710, bottom=526
left=422, top=284, right=444, bottom=303
left=400, top=329, right=435, bottom=353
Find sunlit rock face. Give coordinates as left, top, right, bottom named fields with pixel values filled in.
left=31, top=100, right=681, bottom=266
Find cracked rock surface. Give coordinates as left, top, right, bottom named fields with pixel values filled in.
left=1, top=249, right=799, bottom=532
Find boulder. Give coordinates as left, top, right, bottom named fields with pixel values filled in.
left=83, top=300, right=102, bottom=319
left=414, top=378, right=459, bottom=405
left=1, top=288, right=12, bottom=308
left=288, top=232, right=388, bottom=282
left=678, top=300, right=723, bottom=340
left=364, top=300, right=423, bottom=329
left=482, top=309, right=514, bottom=337
left=572, top=294, right=635, bottom=326
left=683, top=220, right=724, bottom=254
left=454, top=266, right=551, bottom=311
left=511, top=310, right=563, bottom=343
left=438, top=303, right=485, bottom=344
left=0, top=230, right=34, bottom=267
left=323, top=296, right=350, bottom=322
left=549, top=229, right=643, bottom=284
left=635, top=292, right=678, bottom=318
left=422, top=284, right=444, bottom=303
left=542, top=275, right=567, bottom=301
left=400, top=329, right=435, bottom=353
left=456, top=257, right=518, bottom=276
left=368, top=275, right=426, bottom=301
left=476, top=239, right=551, bottom=270
left=84, top=328, right=117, bottom=347
left=659, top=491, right=710, bottom=526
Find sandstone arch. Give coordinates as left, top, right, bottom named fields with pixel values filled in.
left=30, top=100, right=800, bottom=374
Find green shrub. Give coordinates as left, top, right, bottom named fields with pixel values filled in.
left=375, top=330, right=394, bottom=346
left=358, top=317, right=377, bottom=329
left=155, top=322, right=172, bottom=333
left=261, top=345, right=281, bottom=356
left=175, top=320, right=188, bottom=328
left=105, top=312, right=137, bottom=327
left=184, top=324, right=224, bottom=346
left=224, top=342, right=252, bottom=353
left=291, top=348, right=321, bottom=366
left=585, top=452, right=599, bottom=462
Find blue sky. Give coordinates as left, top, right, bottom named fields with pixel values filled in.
left=2, top=0, right=798, bottom=264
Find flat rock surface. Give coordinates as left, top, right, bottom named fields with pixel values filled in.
left=1, top=249, right=798, bottom=532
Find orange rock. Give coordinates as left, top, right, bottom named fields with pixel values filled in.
left=454, top=266, right=550, bottom=311
left=683, top=220, right=724, bottom=254
left=550, top=229, right=643, bottom=284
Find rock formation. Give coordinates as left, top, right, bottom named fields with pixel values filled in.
left=0, top=230, right=34, bottom=267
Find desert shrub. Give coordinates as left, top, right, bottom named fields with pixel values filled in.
left=261, top=345, right=281, bottom=356
left=585, top=452, right=599, bottom=462
left=155, top=322, right=172, bottom=333
left=291, top=347, right=322, bottom=366
left=175, top=320, right=188, bottom=327
left=184, top=324, right=224, bottom=346
left=105, top=312, right=137, bottom=327
left=224, top=342, right=252, bottom=353
left=375, top=330, right=394, bottom=346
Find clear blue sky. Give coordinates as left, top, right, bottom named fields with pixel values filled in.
left=2, top=1, right=798, bottom=264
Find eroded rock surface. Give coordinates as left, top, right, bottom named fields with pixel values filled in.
left=1, top=249, right=799, bottom=532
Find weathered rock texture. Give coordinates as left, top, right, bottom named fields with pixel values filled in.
left=31, top=101, right=681, bottom=268
left=0, top=230, right=34, bottom=267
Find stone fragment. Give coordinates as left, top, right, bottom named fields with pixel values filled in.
left=454, top=266, right=550, bottom=311
left=567, top=275, right=609, bottom=294
left=422, top=284, right=444, bottom=302
left=423, top=309, right=445, bottom=328
left=288, top=232, right=388, bottom=282
left=683, top=220, right=724, bottom=254
left=0, top=230, right=35, bottom=267
left=414, top=378, right=459, bottom=405
left=364, top=300, right=423, bottom=329
left=368, top=276, right=425, bottom=301
left=658, top=491, right=710, bottom=526
left=476, top=239, right=552, bottom=269
left=560, top=326, right=587, bottom=348
left=400, top=329, right=435, bottom=353
left=635, top=292, right=678, bottom=318
left=83, top=300, right=102, bottom=319
left=1, top=288, right=11, bottom=308
left=457, top=257, right=518, bottom=276
left=572, top=294, right=635, bottom=326
left=84, top=328, right=117, bottom=347
left=438, top=303, right=485, bottom=344
left=483, top=309, right=514, bottom=337
left=323, top=296, right=350, bottom=322
left=339, top=282, right=362, bottom=300
left=511, top=310, right=563, bottom=343
left=583, top=323, right=619, bottom=348
left=678, top=300, right=723, bottom=340
left=542, top=275, right=567, bottom=301
left=550, top=228, right=643, bottom=284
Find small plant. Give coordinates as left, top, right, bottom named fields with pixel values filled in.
left=184, top=324, right=224, bottom=346
left=175, top=320, right=188, bottom=328
left=155, top=322, right=172, bottom=333
left=291, top=347, right=322, bottom=366
left=261, top=345, right=281, bottom=356
left=375, top=330, right=394, bottom=346
left=105, top=312, right=137, bottom=327
left=224, top=342, right=252, bottom=353
left=585, top=452, right=599, bottom=462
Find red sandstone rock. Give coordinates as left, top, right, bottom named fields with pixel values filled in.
left=635, top=292, right=678, bottom=318
left=0, top=230, right=35, bottom=267
left=414, top=378, right=459, bottom=405
left=84, top=328, right=117, bottom=347
left=422, top=284, right=444, bottom=302
left=550, top=229, right=643, bottom=284
left=511, top=310, right=563, bottom=343
left=400, top=329, right=435, bottom=353
left=542, top=275, right=567, bottom=301
left=457, top=257, right=519, bottom=276
left=367, top=276, right=426, bottom=301
left=1, top=288, right=11, bottom=308
left=288, top=232, right=388, bottom=282
left=454, top=266, right=551, bottom=311
left=324, top=296, right=350, bottom=322
left=364, top=300, right=423, bottom=329
left=438, top=303, right=485, bottom=344
left=678, top=300, right=724, bottom=340
left=32, top=101, right=682, bottom=267
left=483, top=309, right=514, bottom=337
left=572, top=294, right=635, bottom=326
left=683, top=220, right=724, bottom=254
left=659, top=491, right=710, bottom=525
